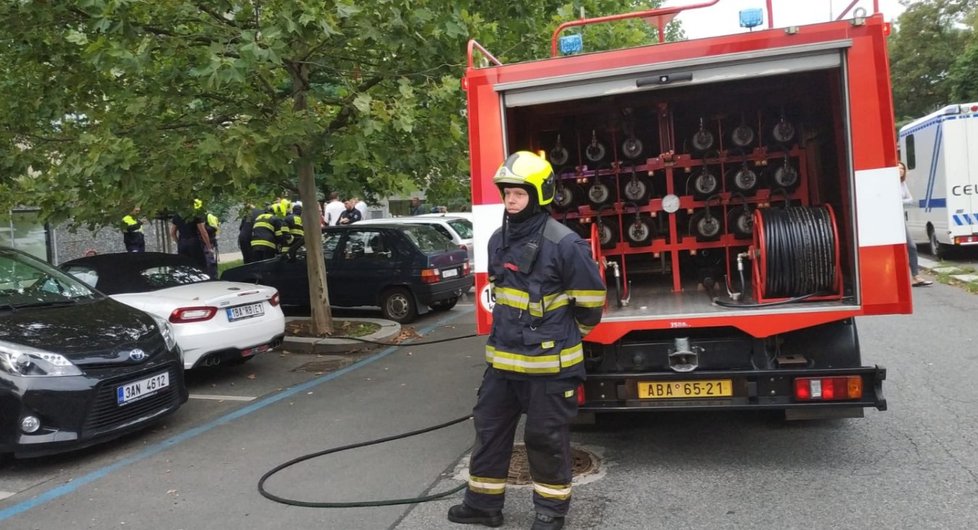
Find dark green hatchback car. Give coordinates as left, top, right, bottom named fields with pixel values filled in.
left=222, top=223, right=472, bottom=323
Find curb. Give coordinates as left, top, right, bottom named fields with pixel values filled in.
left=281, top=317, right=401, bottom=354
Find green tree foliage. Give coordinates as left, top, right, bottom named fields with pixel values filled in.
left=0, top=0, right=672, bottom=224
left=949, top=6, right=978, bottom=101
left=0, top=0, right=673, bottom=331
left=889, top=0, right=977, bottom=124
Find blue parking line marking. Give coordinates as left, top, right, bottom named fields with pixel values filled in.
left=0, top=307, right=475, bottom=522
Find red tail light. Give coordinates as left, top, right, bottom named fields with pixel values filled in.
left=794, top=376, right=863, bottom=401
left=421, top=268, right=441, bottom=284
left=269, top=292, right=280, bottom=306
left=169, top=306, right=217, bottom=323
left=463, top=260, right=471, bottom=275
left=576, top=383, right=586, bottom=406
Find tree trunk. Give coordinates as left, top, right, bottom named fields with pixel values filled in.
left=292, top=63, right=333, bottom=335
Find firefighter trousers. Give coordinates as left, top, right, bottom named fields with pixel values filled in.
left=464, top=368, right=580, bottom=517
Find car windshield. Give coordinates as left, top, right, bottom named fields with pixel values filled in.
left=445, top=218, right=473, bottom=239
left=0, top=248, right=100, bottom=309
left=137, top=264, right=211, bottom=290
left=400, top=225, right=455, bottom=253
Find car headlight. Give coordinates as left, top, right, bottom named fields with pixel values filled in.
left=152, top=315, right=178, bottom=352
left=0, top=341, right=82, bottom=377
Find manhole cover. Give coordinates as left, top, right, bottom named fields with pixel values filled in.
left=293, top=359, right=350, bottom=373
left=506, top=444, right=597, bottom=485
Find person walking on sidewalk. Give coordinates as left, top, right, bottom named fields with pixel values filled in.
left=900, top=161, right=932, bottom=287
left=448, top=151, right=606, bottom=530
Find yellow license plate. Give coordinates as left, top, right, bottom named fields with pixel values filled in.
left=637, top=379, right=733, bottom=399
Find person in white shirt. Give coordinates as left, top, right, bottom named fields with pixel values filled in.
left=900, top=161, right=931, bottom=287
left=353, top=197, right=368, bottom=220
left=323, top=192, right=346, bottom=227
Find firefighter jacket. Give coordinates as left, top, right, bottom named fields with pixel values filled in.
left=250, top=212, right=287, bottom=251
left=281, top=214, right=304, bottom=253
left=121, top=215, right=144, bottom=247
left=205, top=213, right=220, bottom=248
left=486, top=213, right=606, bottom=380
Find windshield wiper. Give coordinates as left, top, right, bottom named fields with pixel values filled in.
left=8, top=299, right=80, bottom=310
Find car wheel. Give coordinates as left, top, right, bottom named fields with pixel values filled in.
left=430, top=297, right=458, bottom=311
left=381, top=287, right=417, bottom=323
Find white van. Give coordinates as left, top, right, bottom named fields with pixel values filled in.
left=899, top=103, right=978, bottom=257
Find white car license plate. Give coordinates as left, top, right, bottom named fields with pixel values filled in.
left=227, top=302, right=264, bottom=322
left=443, top=268, right=459, bottom=278
left=117, top=372, right=169, bottom=405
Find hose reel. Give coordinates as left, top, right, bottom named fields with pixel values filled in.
left=550, top=134, right=570, bottom=166
left=769, top=155, right=799, bottom=189
left=585, top=130, right=607, bottom=163
left=688, top=165, right=720, bottom=198
left=691, top=117, right=715, bottom=152
left=623, top=202, right=655, bottom=247
left=586, top=168, right=614, bottom=207
left=726, top=159, right=760, bottom=195
left=620, top=165, right=653, bottom=203
left=689, top=195, right=723, bottom=242
left=552, top=170, right=582, bottom=211
left=751, top=204, right=840, bottom=301
left=730, top=113, right=755, bottom=148
left=595, top=205, right=619, bottom=249
left=727, top=192, right=754, bottom=239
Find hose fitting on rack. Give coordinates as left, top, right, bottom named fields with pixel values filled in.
left=736, top=251, right=750, bottom=299
left=606, top=260, right=623, bottom=308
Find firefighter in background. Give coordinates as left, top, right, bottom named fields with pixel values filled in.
left=448, top=152, right=606, bottom=530
left=170, top=199, right=214, bottom=273
left=238, top=203, right=267, bottom=263
left=204, top=211, right=221, bottom=277
left=282, top=200, right=305, bottom=260
left=250, top=200, right=288, bottom=261
left=121, top=207, right=146, bottom=252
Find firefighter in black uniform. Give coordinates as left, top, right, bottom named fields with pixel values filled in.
left=238, top=204, right=267, bottom=263
left=448, top=151, right=606, bottom=530
left=282, top=201, right=305, bottom=260
left=250, top=201, right=288, bottom=261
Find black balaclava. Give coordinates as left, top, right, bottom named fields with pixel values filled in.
left=500, top=183, right=542, bottom=224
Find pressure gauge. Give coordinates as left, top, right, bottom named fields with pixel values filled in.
left=662, top=193, right=681, bottom=214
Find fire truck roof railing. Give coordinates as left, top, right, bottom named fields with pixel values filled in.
left=465, top=0, right=884, bottom=69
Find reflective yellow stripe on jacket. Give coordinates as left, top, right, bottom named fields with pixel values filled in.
left=493, top=286, right=602, bottom=317
left=566, top=289, right=605, bottom=308
left=485, top=343, right=583, bottom=374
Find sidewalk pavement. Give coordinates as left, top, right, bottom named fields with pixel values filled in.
left=920, top=254, right=978, bottom=283
left=219, top=250, right=242, bottom=263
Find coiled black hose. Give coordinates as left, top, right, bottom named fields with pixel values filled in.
left=756, top=205, right=837, bottom=298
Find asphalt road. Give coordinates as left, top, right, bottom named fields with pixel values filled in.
left=2, top=284, right=977, bottom=529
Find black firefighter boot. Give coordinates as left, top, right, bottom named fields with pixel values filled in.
left=530, top=512, right=565, bottom=530
left=447, top=503, right=504, bottom=527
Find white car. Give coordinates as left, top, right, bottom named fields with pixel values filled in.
left=61, top=252, right=285, bottom=370
left=418, top=211, right=473, bottom=222
left=358, top=215, right=474, bottom=261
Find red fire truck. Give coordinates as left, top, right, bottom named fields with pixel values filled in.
left=463, top=1, right=909, bottom=419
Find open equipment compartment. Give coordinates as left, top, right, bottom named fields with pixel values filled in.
left=502, top=49, right=856, bottom=316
